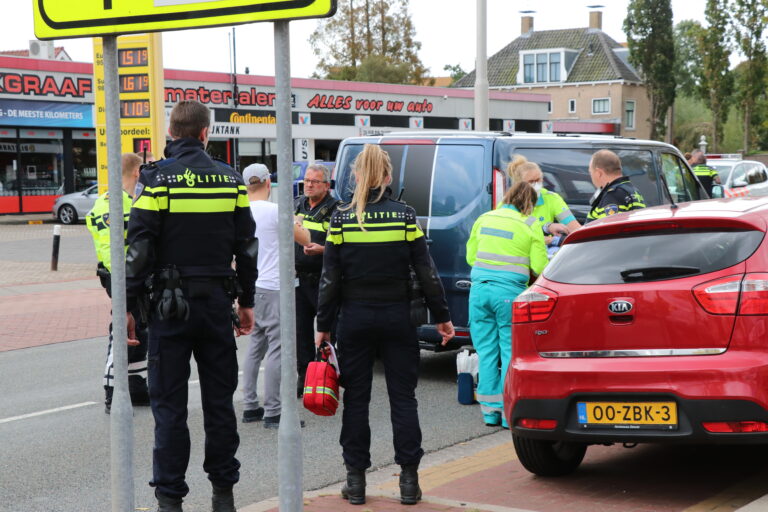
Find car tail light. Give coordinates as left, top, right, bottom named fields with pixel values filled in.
left=693, top=275, right=742, bottom=315
left=738, top=273, right=768, bottom=315
left=513, top=285, right=558, bottom=323
left=517, top=418, right=558, bottom=430
left=702, top=421, right=768, bottom=433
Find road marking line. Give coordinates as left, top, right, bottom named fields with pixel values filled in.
left=0, top=401, right=97, bottom=424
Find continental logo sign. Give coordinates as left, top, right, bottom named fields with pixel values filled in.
left=229, top=112, right=276, bottom=124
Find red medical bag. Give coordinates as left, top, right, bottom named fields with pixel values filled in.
left=302, top=343, right=340, bottom=417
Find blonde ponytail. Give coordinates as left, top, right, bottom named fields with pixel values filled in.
left=342, top=144, right=392, bottom=229
left=506, top=154, right=542, bottom=184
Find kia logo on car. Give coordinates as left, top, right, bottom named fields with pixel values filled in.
left=608, top=300, right=633, bottom=314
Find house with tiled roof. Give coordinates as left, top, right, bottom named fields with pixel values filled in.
left=454, top=10, right=651, bottom=139
left=0, top=41, right=71, bottom=61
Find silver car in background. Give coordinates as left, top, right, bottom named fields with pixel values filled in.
left=52, top=184, right=99, bottom=224
left=708, top=158, right=768, bottom=198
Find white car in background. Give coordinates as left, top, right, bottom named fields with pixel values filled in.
left=52, top=184, right=99, bottom=224
left=707, top=157, right=768, bottom=198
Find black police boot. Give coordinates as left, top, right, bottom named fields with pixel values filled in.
left=340, top=464, right=366, bottom=505
left=155, top=490, right=183, bottom=512
left=211, top=485, right=235, bottom=512
left=399, top=464, right=422, bottom=505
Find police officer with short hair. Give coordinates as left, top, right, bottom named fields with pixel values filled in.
left=315, top=144, right=454, bottom=506
left=586, top=149, right=646, bottom=222
left=294, top=163, right=338, bottom=396
left=125, top=100, right=257, bottom=512
left=690, top=149, right=720, bottom=196
left=86, top=152, right=149, bottom=413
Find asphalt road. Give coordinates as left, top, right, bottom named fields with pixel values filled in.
left=0, top=335, right=490, bottom=512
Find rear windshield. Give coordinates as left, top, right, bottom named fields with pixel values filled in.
left=493, top=145, right=661, bottom=206
left=543, top=229, right=764, bottom=284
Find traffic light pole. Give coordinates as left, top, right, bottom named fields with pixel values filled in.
left=274, top=20, right=304, bottom=512
left=103, top=35, right=136, bottom=512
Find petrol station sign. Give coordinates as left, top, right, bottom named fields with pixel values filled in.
left=93, top=34, right=165, bottom=194
left=33, top=0, right=337, bottom=39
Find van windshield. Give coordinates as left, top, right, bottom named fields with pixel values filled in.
left=493, top=145, right=661, bottom=206
left=335, top=143, right=485, bottom=217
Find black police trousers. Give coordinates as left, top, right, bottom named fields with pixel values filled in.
left=295, top=272, right=320, bottom=380
left=147, top=285, right=240, bottom=499
left=337, top=300, right=424, bottom=470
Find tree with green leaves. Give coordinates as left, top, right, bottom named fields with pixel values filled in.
left=624, top=0, right=677, bottom=140
left=443, top=64, right=466, bottom=84
left=698, top=0, right=733, bottom=153
left=673, top=20, right=704, bottom=97
left=731, top=0, right=768, bottom=153
left=309, top=0, right=428, bottom=84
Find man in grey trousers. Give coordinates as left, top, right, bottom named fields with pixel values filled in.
left=241, top=163, right=309, bottom=428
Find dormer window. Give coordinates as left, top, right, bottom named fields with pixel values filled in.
left=519, top=49, right=577, bottom=84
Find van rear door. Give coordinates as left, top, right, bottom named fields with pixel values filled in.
left=334, top=140, right=492, bottom=335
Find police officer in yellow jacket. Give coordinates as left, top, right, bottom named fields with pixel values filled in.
left=690, top=149, right=720, bottom=196
left=315, top=144, right=454, bottom=506
left=85, top=152, right=149, bottom=412
left=586, top=149, right=646, bottom=222
left=466, top=182, right=548, bottom=428
left=125, top=100, right=257, bottom=512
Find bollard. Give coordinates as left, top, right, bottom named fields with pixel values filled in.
left=51, top=224, right=61, bottom=271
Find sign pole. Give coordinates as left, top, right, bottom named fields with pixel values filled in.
left=103, top=34, right=135, bottom=512
left=474, top=0, right=489, bottom=131
left=274, top=20, right=304, bottom=512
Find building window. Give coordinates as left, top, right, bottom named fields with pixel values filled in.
left=592, top=98, right=611, bottom=114
left=625, top=100, right=636, bottom=130
left=547, top=101, right=552, bottom=114
left=549, top=52, right=561, bottom=82
left=536, top=53, right=548, bottom=82
left=523, top=54, right=534, bottom=83
left=568, top=99, right=576, bottom=113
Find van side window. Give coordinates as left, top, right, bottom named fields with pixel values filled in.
left=661, top=153, right=699, bottom=202
left=495, top=146, right=660, bottom=206
left=431, top=145, right=485, bottom=217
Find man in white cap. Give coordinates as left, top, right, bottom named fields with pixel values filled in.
left=241, top=163, right=310, bottom=428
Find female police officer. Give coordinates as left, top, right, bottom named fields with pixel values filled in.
left=467, top=181, right=548, bottom=428
left=315, top=144, right=454, bottom=506
left=507, top=155, right=580, bottom=237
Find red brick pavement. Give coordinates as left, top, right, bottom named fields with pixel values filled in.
left=0, top=285, right=110, bottom=351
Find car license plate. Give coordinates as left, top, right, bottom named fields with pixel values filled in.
left=577, top=402, right=678, bottom=430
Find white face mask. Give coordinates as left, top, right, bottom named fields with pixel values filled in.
left=532, top=182, right=543, bottom=194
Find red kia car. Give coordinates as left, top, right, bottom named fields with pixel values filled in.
left=505, top=197, right=768, bottom=476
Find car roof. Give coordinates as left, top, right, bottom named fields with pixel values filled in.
left=340, top=132, right=680, bottom=150
left=568, top=197, right=768, bottom=242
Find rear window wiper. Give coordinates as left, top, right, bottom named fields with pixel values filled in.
left=619, top=265, right=701, bottom=282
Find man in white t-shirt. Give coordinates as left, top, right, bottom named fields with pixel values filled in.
left=241, top=163, right=309, bottom=428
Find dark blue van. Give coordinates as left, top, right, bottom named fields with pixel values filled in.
left=333, top=132, right=708, bottom=350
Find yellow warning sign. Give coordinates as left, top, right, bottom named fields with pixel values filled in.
left=34, top=0, right=337, bottom=39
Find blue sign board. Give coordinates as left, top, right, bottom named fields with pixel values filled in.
left=0, top=99, right=92, bottom=128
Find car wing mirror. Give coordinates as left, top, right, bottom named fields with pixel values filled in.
left=732, top=178, right=748, bottom=188
left=710, top=185, right=724, bottom=198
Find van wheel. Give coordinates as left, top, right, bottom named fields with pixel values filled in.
left=512, top=434, right=586, bottom=476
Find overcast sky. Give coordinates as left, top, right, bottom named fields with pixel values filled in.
left=4, top=1, right=710, bottom=79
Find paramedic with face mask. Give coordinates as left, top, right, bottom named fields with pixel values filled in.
left=506, top=155, right=581, bottom=238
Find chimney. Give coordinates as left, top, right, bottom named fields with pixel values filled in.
left=589, top=10, right=602, bottom=30
left=521, top=16, right=534, bottom=34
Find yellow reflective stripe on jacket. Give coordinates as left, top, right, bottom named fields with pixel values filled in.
left=303, top=219, right=326, bottom=232
left=169, top=197, right=238, bottom=213
left=341, top=230, right=407, bottom=243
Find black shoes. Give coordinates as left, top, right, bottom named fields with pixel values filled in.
left=340, top=464, right=366, bottom=505
left=263, top=414, right=305, bottom=429
left=399, top=464, right=422, bottom=505
left=155, top=490, right=183, bottom=512
left=242, top=407, right=264, bottom=423
left=211, top=485, right=236, bottom=512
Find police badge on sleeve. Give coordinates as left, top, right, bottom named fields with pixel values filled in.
left=133, top=182, right=145, bottom=204
left=604, top=204, right=619, bottom=216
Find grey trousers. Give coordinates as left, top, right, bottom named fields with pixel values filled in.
left=242, top=287, right=282, bottom=417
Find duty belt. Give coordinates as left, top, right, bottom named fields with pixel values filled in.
left=342, top=279, right=410, bottom=302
